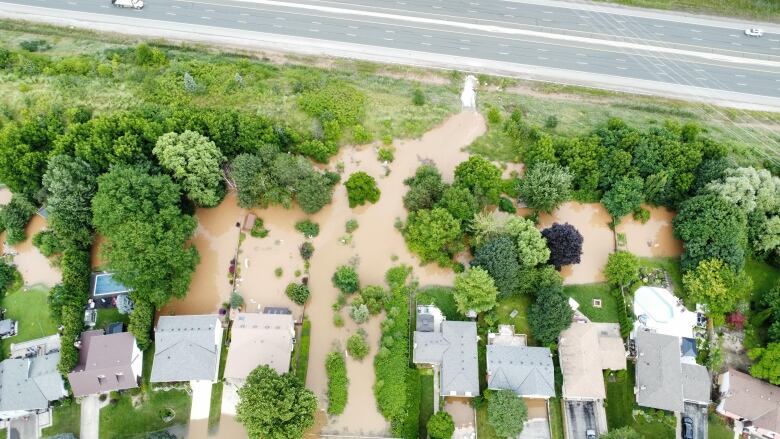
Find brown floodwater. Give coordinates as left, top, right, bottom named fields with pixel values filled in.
left=615, top=204, right=682, bottom=257
left=0, top=187, right=11, bottom=204
left=3, top=215, right=62, bottom=288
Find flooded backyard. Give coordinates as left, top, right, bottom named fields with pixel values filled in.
left=616, top=205, right=682, bottom=258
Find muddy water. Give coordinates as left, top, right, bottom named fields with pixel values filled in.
left=615, top=204, right=682, bottom=257
left=537, top=202, right=614, bottom=285
left=3, top=215, right=62, bottom=288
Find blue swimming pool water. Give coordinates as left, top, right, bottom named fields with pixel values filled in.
left=93, top=273, right=130, bottom=296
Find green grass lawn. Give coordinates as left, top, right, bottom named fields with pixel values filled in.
left=417, top=286, right=464, bottom=320
left=0, top=286, right=57, bottom=357
left=95, top=308, right=130, bottom=330
left=292, top=318, right=311, bottom=383
left=418, top=369, right=434, bottom=439
left=639, top=257, right=683, bottom=293
left=600, top=0, right=780, bottom=23
left=564, top=283, right=619, bottom=323
left=745, top=257, right=780, bottom=302
left=494, top=295, right=533, bottom=345
left=476, top=403, right=501, bottom=439
left=708, top=413, right=733, bottom=439
left=141, top=343, right=155, bottom=388
left=100, top=388, right=191, bottom=439
left=41, top=400, right=80, bottom=437
left=549, top=397, right=564, bottom=439
left=605, top=367, right=635, bottom=429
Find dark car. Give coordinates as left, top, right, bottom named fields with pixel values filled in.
left=682, top=416, right=694, bottom=439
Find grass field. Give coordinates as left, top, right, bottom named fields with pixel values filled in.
left=95, top=308, right=130, bottom=330
left=41, top=400, right=81, bottom=438
left=418, top=369, right=434, bottom=439
left=416, top=286, right=464, bottom=321
left=599, top=0, right=780, bottom=22
left=0, top=286, right=57, bottom=357
left=564, top=283, right=619, bottom=323
left=604, top=364, right=676, bottom=438
left=745, top=257, right=780, bottom=302
left=100, top=388, right=191, bottom=439
left=708, top=413, right=734, bottom=439
left=494, top=295, right=534, bottom=345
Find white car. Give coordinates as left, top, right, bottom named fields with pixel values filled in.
left=745, top=28, right=764, bottom=37
left=111, top=0, right=144, bottom=9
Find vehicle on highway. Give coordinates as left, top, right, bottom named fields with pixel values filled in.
left=682, top=416, right=694, bottom=439
left=744, top=28, right=764, bottom=37
left=586, top=430, right=596, bottom=439
left=111, top=0, right=144, bottom=9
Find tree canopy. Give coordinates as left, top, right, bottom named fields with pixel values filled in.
left=453, top=267, right=499, bottom=315
left=517, top=162, right=572, bottom=213
left=42, top=155, right=96, bottom=248
left=541, top=223, right=583, bottom=270
left=403, top=165, right=445, bottom=212
left=749, top=342, right=780, bottom=385
left=153, top=130, right=226, bottom=207
left=487, top=390, right=528, bottom=438
left=601, top=176, right=644, bottom=221
left=92, top=165, right=199, bottom=306
left=454, top=155, right=502, bottom=205
left=682, top=258, right=752, bottom=326
left=604, top=251, right=640, bottom=288
left=529, top=286, right=573, bottom=345
left=470, top=235, right=521, bottom=297
left=345, top=171, right=381, bottom=208
left=403, top=208, right=462, bottom=267
left=504, top=216, right=550, bottom=267
left=427, top=411, right=455, bottom=439
left=236, top=365, right=318, bottom=439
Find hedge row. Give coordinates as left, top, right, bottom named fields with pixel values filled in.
left=325, top=351, right=348, bottom=415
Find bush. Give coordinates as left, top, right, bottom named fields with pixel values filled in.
left=332, top=265, right=360, bottom=294
left=32, top=230, right=63, bottom=257
left=427, top=412, right=455, bottom=439
left=347, top=329, right=370, bottom=360
left=353, top=125, right=373, bottom=144
left=299, top=242, right=315, bottom=260
left=378, top=147, right=395, bottom=163
left=0, top=195, right=37, bottom=244
left=295, top=219, right=320, bottom=238
left=348, top=303, right=370, bottom=324
left=412, top=88, right=426, bottom=106
left=326, top=351, right=349, bottom=415
left=486, top=107, right=502, bottom=124
left=286, top=283, right=310, bottom=305
left=633, top=207, right=650, bottom=224
left=295, top=139, right=338, bottom=163
left=129, top=297, right=154, bottom=350
left=0, top=260, right=20, bottom=297
left=299, top=83, right=366, bottom=140
left=250, top=218, right=269, bottom=238
left=230, top=292, right=245, bottom=309
left=345, top=219, right=359, bottom=233
left=604, top=251, right=640, bottom=288
left=361, top=285, right=389, bottom=314
left=134, top=43, right=167, bottom=66
left=545, top=115, right=559, bottom=129
left=333, top=312, right=345, bottom=327
left=498, top=197, right=516, bottom=213
left=274, top=267, right=283, bottom=278
left=19, top=39, right=52, bottom=52
left=614, top=289, right=632, bottom=339
left=345, top=172, right=381, bottom=208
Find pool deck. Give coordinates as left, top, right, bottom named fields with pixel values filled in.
left=633, top=286, right=698, bottom=339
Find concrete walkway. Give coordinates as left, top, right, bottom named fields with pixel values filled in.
left=79, top=394, right=100, bottom=439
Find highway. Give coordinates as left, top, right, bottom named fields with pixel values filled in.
left=1, top=0, right=780, bottom=108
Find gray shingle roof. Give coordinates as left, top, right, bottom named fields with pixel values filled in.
left=150, top=315, right=222, bottom=383
left=414, top=321, right=479, bottom=397
left=682, top=363, right=710, bottom=404
left=635, top=331, right=684, bottom=412
left=0, top=353, right=66, bottom=414
left=487, top=345, right=555, bottom=398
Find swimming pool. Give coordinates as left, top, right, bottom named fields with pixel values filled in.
left=92, top=273, right=130, bottom=297
left=634, top=286, right=674, bottom=323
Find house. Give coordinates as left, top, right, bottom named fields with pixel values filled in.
left=68, top=330, right=143, bottom=397
left=558, top=322, right=627, bottom=401
left=486, top=325, right=554, bottom=399
left=717, top=369, right=780, bottom=438
left=0, top=353, right=67, bottom=420
left=634, top=331, right=709, bottom=412
left=224, top=311, right=295, bottom=383
left=150, top=315, right=223, bottom=383
left=413, top=305, right=479, bottom=398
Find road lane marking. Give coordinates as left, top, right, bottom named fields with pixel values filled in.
left=538, top=56, right=548, bottom=60
left=347, top=33, right=356, bottom=37
left=616, top=66, right=627, bottom=70
left=421, top=42, right=431, bottom=45
left=499, top=52, right=509, bottom=55
left=577, top=61, right=588, bottom=64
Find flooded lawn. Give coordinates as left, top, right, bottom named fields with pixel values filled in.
left=615, top=205, right=682, bottom=257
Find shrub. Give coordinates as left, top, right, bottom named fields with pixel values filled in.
left=295, top=219, right=320, bottom=238
left=604, top=251, right=640, bottom=288
left=347, top=329, right=370, bottom=360
left=230, top=292, right=245, bottom=309
left=378, top=147, right=395, bottom=163
left=326, top=351, right=349, bottom=415
left=134, top=43, right=167, bottom=66
left=345, top=219, right=359, bottom=233
left=0, top=260, right=20, bottom=297
left=360, top=285, right=389, bottom=315
left=0, top=195, right=37, bottom=244
left=614, top=289, right=632, bottom=339
left=299, top=242, right=315, bottom=260
left=486, top=107, right=502, bottom=124
left=286, top=283, right=310, bottom=305
left=19, top=39, right=52, bottom=52
left=274, top=267, right=283, bottom=278
left=412, top=88, right=426, bottom=106
left=427, top=412, right=455, bottom=439
left=129, top=297, right=154, bottom=350
left=332, top=265, right=360, bottom=294
left=545, top=115, right=559, bottom=129
left=32, top=230, right=63, bottom=257
left=295, top=139, right=339, bottom=163
left=498, top=197, right=516, bottom=213
left=250, top=218, right=269, bottom=238
left=333, top=312, right=345, bottom=327
left=348, top=303, right=370, bottom=323
left=633, top=207, right=651, bottom=224
left=353, top=124, right=373, bottom=144
left=345, top=172, right=381, bottom=208
left=299, top=83, right=366, bottom=140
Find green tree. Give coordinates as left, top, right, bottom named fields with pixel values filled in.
left=230, top=153, right=266, bottom=208
left=153, top=131, right=226, bottom=207
left=403, top=165, right=445, bottom=212
left=517, top=265, right=563, bottom=296
left=42, top=155, right=97, bottom=248
left=471, top=235, right=521, bottom=297
left=360, top=285, right=388, bottom=315
left=332, top=265, right=360, bottom=294
left=0, top=111, right=64, bottom=196
left=604, top=251, right=640, bottom=288
left=488, top=390, right=528, bottom=438
left=345, top=171, right=381, bottom=208
left=673, top=194, right=748, bottom=272
left=346, top=329, right=369, bottom=360
left=453, top=267, right=499, bottom=315
left=0, top=195, right=37, bottom=244
left=403, top=208, right=462, bottom=267
left=92, top=166, right=199, bottom=306
left=749, top=343, right=780, bottom=385
left=682, top=258, right=752, bottom=326
left=427, top=411, right=455, bottom=439
left=236, top=365, right=318, bottom=439
left=0, top=260, right=19, bottom=297
left=128, top=296, right=155, bottom=350
left=504, top=216, right=550, bottom=267
left=32, top=230, right=62, bottom=257
left=325, top=351, right=348, bottom=415
left=529, top=286, right=573, bottom=345
left=601, top=176, right=644, bottom=222
left=437, top=185, right=478, bottom=222
left=522, top=133, right=557, bottom=169
left=541, top=223, right=583, bottom=270
left=454, top=156, right=503, bottom=205
left=518, top=162, right=572, bottom=213
left=285, top=283, right=310, bottom=305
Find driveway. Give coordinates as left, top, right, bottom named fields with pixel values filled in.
left=190, top=380, right=213, bottom=420
left=8, top=415, right=37, bottom=439
left=682, top=402, right=708, bottom=439
left=444, top=398, right=475, bottom=439
left=564, top=400, right=598, bottom=439
left=519, top=418, right=550, bottom=439
left=80, top=394, right=100, bottom=439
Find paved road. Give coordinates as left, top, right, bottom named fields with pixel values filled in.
left=2, top=0, right=780, bottom=107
